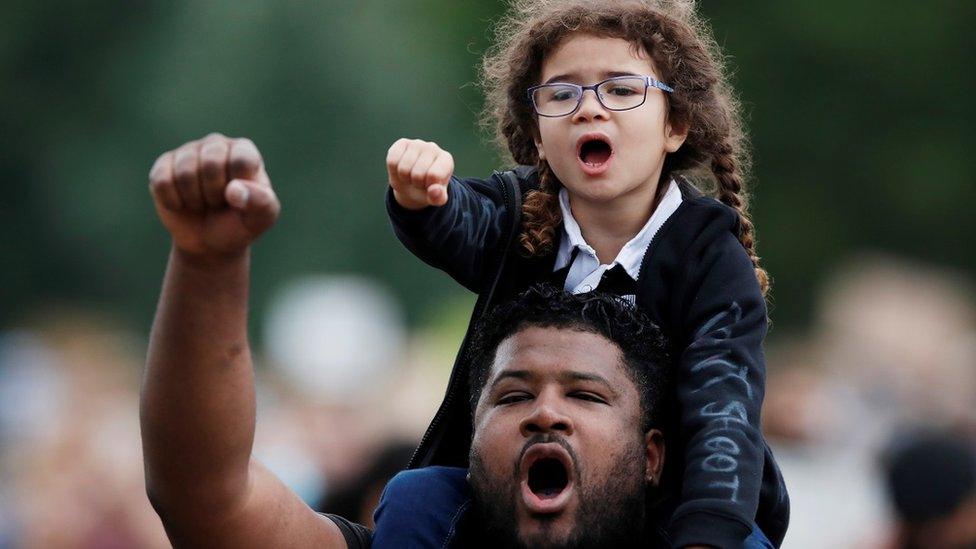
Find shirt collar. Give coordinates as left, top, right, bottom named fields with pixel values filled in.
left=554, top=180, right=683, bottom=280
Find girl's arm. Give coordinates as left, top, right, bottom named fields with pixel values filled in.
left=386, top=138, right=511, bottom=293
left=141, top=134, right=346, bottom=548
left=668, top=221, right=779, bottom=548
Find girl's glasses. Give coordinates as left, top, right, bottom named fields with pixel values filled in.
left=526, top=75, right=674, bottom=118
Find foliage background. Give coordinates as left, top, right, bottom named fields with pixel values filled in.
left=3, top=0, right=972, bottom=336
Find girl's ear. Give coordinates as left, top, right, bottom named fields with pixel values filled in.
left=534, top=130, right=547, bottom=161
left=644, top=428, right=666, bottom=485
left=664, top=118, right=688, bottom=154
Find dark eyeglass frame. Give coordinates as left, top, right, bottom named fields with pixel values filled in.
left=525, top=75, right=675, bottom=118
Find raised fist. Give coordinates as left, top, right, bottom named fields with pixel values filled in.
left=148, top=133, right=280, bottom=258
left=386, top=138, right=454, bottom=210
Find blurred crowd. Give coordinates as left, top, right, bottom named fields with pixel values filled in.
left=0, top=253, right=973, bottom=548
left=765, top=254, right=976, bottom=548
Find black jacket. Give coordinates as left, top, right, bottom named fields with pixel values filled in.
left=388, top=167, right=789, bottom=548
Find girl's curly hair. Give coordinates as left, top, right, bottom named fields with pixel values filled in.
left=480, top=0, right=769, bottom=295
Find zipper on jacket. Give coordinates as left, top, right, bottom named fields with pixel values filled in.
left=408, top=169, right=524, bottom=468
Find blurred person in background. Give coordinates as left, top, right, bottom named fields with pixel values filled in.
left=257, top=275, right=414, bottom=509
left=816, top=257, right=976, bottom=434
left=759, top=256, right=976, bottom=548
left=878, top=429, right=976, bottom=549
left=0, top=322, right=170, bottom=548
left=313, top=440, right=416, bottom=529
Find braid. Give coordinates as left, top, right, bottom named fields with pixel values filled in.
left=519, top=160, right=562, bottom=257
left=480, top=1, right=771, bottom=295
left=711, top=141, right=770, bottom=296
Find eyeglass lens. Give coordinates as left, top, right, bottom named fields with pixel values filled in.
left=532, top=76, right=648, bottom=117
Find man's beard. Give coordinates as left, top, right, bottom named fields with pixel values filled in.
left=468, top=434, right=648, bottom=549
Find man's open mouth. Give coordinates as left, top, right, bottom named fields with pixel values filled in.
left=519, top=443, right=576, bottom=513
left=576, top=133, right=614, bottom=175
left=528, top=457, right=570, bottom=499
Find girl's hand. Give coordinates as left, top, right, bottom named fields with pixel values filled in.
left=148, top=133, right=280, bottom=261
left=386, top=138, right=454, bottom=210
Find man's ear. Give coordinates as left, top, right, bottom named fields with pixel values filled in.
left=644, top=429, right=665, bottom=486
left=664, top=118, right=688, bottom=154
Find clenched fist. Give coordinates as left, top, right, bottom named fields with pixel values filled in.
left=386, top=138, right=454, bottom=210
left=148, top=133, right=280, bottom=258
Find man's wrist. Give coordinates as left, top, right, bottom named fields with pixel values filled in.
left=171, top=245, right=250, bottom=273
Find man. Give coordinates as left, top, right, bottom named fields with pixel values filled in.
left=141, top=134, right=671, bottom=548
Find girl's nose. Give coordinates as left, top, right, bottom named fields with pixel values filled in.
left=572, top=89, right=609, bottom=122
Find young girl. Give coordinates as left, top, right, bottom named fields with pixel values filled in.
left=381, top=1, right=788, bottom=547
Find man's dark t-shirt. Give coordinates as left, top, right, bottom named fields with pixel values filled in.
left=324, top=514, right=372, bottom=548
left=324, top=511, right=672, bottom=548
left=324, top=514, right=492, bottom=548
left=324, top=513, right=492, bottom=548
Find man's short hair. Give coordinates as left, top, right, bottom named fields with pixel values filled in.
left=467, top=283, right=670, bottom=431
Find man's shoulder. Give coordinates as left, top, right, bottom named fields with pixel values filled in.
left=372, top=466, right=472, bottom=546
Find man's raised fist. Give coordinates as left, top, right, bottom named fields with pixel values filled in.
left=149, top=133, right=280, bottom=258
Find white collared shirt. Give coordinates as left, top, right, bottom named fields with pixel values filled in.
left=553, top=180, right=683, bottom=294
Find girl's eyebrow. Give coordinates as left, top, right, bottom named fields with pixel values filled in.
left=543, top=70, right=641, bottom=84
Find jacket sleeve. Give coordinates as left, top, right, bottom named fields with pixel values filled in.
left=668, top=228, right=769, bottom=548
left=386, top=175, right=509, bottom=294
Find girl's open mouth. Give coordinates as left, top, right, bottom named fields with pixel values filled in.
left=576, top=133, right=614, bottom=176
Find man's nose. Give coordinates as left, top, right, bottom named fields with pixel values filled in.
left=519, top=395, right=574, bottom=437
left=571, top=89, right=609, bottom=122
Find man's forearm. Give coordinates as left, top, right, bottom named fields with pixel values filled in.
left=139, top=137, right=343, bottom=547
left=141, top=247, right=256, bottom=510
